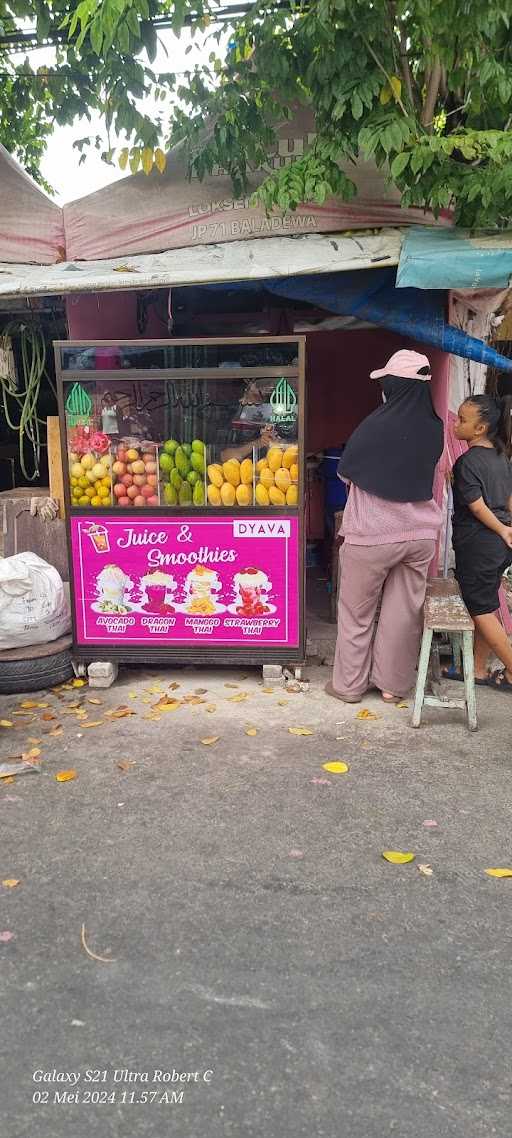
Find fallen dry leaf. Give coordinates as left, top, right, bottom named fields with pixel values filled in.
left=277, top=700, right=288, bottom=707
left=55, top=770, right=77, bottom=782
left=288, top=726, right=314, bottom=736
left=41, top=713, right=56, bottom=722
left=206, top=704, right=217, bottom=713
left=72, top=679, right=87, bottom=688
left=2, top=878, right=20, bottom=888
left=48, top=727, right=63, bottom=737
left=224, top=682, right=239, bottom=689
left=81, top=721, right=103, bottom=729
left=485, top=867, right=512, bottom=878
left=382, top=850, right=415, bottom=864
left=262, top=687, right=274, bottom=694
left=201, top=736, right=219, bottom=746
left=20, top=700, right=47, bottom=710
left=356, top=709, right=380, bottom=720
left=105, top=707, right=136, bottom=719
left=245, top=727, right=258, bottom=736
left=88, top=698, right=103, bottom=706
left=153, top=698, right=180, bottom=712
left=0, top=720, right=13, bottom=728
left=322, top=761, right=349, bottom=774
left=227, top=693, right=248, bottom=703
left=194, top=688, right=208, bottom=695
left=1, top=776, right=15, bottom=784
left=169, top=682, right=180, bottom=691
left=396, top=702, right=409, bottom=710
left=418, top=863, right=433, bottom=877
left=117, top=760, right=136, bottom=772
left=128, top=692, right=137, bottom=700
left=27, top=737, right=42, bottom=746
left=0, top=930, right=14, bottom=942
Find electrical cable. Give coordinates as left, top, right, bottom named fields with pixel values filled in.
left=0, top=322, right=54, bottom=481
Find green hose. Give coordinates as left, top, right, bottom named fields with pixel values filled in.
left=0, top=323, right=54, bottom=481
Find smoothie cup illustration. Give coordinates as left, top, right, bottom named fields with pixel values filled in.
left=96, top=564, right=133, bottom=607
left=140, top=571, right=177, bottom=613
left=234, top=568, right=272, bottom=615
left=86, top=523, right=110, bottom=554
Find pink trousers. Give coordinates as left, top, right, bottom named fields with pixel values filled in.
left=332, top=539, right=435, bottom=699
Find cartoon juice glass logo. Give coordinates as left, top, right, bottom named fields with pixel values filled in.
left=85, top=523, right=110, bottom=554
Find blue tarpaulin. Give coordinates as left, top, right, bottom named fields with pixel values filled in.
left=397, top=226, right=512, bottom=290
left=188, top=268, right=512, bottom=371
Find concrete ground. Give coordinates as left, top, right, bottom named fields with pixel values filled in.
left=1, top=616, right=512, bottom=1137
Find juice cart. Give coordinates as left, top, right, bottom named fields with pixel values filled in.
left=55, top=338, right=306, bottom=672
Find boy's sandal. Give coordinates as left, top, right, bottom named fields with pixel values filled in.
left=441, top=666, right=488, bottom=686
left=486, top=670, right=512, bottom=693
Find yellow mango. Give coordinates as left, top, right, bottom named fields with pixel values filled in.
left=256, top=458, right=269, bottom=474
left=222, top=460, right=241, bottom=487
left=220, top=482, right=236, bottom=506
left=274, top=467, right=291, bottom=492
left=207, top=464, right=224, bottom=489
left=290, top=462, right=299, bottom=483
left=255, top=483, right=270, bottom=506
left=240, top=458, right=253, bottom=485
left=236, top=483, right=252, bottom=506
left=269, top=485, right=286, bottom=506
left=259, top=467, right=275, bottom=489
left=283, top=445, right=298, bottom=469
left=267, top=447, right=284, bottom=472
left=286, top=484, right=298, bottom=506
left=207, top=484, right=222, bottom=506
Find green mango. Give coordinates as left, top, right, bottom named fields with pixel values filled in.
left=181, top=443, right=192, bottom=457
left=179, top=482, right=192, bottom=505
left=163, top=438, right=178, bottom=455
left=163, top=483, right=178, bottom=505
left=187, top=470, right=200, bottom=486
left=192, top=439, right=205, bottom=454
left=174, top=446, right=190, bottom=475
left=193, top=481, right=205, bottom=506
left=191, top=451, right=205, bottom=475
left=170, top=469, right=182, bottom=491
left=159, top=452, right=174, bottom=474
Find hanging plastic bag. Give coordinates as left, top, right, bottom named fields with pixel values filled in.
left=0, top=553, right=70, bottom=650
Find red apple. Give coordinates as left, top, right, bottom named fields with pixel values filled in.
left=142, top=452, right=154, bottom=463
left=126, top=485, right=138, bottom=500
left=147, top=495, right=159, bottom=506
left=113, top=483, right=125, bottom=498
left=133, top=495, right=145, bottom=507
left=112, top=461, right=126, bottom=476
left=141, top=484, right=154, bottom=498
left=117, top=448, right=127, bottom=463
left=133, top=474, right=146, bottom=487
left=147, top=474, right=157, bottom=487
left=121, top=473, right=133, bottom=487
left=118, top=496, right=131, bottom=506
left=144, top=460, right=157, bottom=474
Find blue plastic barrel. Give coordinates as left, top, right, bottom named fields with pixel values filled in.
left=319, top=448, right=348, bottom=512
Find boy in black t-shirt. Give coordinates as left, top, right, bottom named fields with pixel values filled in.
left=452, top=394, right=512, bottom=690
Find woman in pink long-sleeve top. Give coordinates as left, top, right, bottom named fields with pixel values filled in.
left=326, top=350, right=444, bottom=704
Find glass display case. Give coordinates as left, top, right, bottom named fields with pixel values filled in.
left=55, top=338, right=305, bottom=665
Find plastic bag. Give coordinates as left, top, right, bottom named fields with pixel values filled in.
left=0, top=553, right=70, bottom=650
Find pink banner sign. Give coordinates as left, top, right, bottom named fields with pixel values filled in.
left=70, top=515, right=300, bottom=649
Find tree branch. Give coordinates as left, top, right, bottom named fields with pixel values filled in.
left=360, top=33, right=409, bottom=117
left=421, top=58, right=442, bottom=130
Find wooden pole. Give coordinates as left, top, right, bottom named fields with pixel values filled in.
left=47, top=416, right=65, bottom=519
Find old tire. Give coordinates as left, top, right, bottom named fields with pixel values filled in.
left=0, top=636, right=74, bottom=694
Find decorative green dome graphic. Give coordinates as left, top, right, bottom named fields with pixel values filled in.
left=66, top=383, right=93, bottom=426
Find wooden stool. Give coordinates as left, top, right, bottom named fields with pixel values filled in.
left=412, top=578, right=477, bottom=731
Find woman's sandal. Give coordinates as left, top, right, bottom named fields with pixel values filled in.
left=324, top=681, right=362, bottom=704
left=486, top=670, right=512, bottom=693
left=441, top=666, right=488, bottom=686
